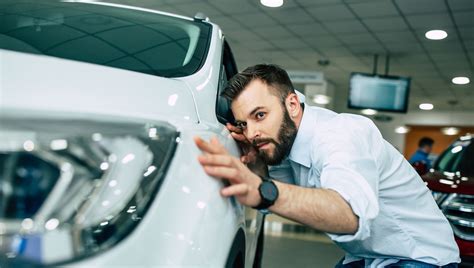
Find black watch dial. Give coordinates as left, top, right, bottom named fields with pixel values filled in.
left=260, top=181, right=278, bottom=202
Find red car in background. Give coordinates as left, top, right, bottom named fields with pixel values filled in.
left=422, top=134, right=474, bottom=266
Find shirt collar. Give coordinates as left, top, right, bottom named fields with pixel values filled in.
left=288, top=107, right=316, bottom=168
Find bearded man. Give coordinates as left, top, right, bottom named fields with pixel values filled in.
left=194, top=64, right=459, bottom=267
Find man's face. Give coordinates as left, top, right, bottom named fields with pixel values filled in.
left=231, top=79, right=297, bottom=165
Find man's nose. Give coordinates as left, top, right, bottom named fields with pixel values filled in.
left=246, top=122, right=260, bottom=140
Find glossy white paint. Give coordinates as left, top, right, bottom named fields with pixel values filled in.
left=68, top=129, right=247, bottom=267
left=0, top=7, right=263, bottom=267
left=0, top=49, right=199, bottom=124
left=181, top=21, right=224, bottom=126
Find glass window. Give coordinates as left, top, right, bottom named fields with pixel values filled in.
left=0, top=1, right=211, bottom=77
left=435, top=140, right=473, bottom=176
left=215, top=41, right=237, bottom=125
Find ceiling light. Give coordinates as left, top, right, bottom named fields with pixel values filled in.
left=361, top=109, right=377, bottom=115
left=452, top=76, right=470, bottom=85
left=425, top=30, right=447, bottom=40
left=312, top=94, right=330, bottom=105
left=395, top=126, right=410, bottom=134
left=260, top=0, right=284, bottom=8
left=419, top=103, right=434, bottom=110
left=441, top=127, right=460, bottom=136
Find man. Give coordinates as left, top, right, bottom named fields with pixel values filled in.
left=409, top=137, right=435, bottom=173
left=194, top=64, right=459, bottom=267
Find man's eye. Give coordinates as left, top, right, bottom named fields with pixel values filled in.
left=256, top=112, right=265, bottom=120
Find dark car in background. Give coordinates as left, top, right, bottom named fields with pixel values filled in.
left=422, top=134, right=474, bottom=265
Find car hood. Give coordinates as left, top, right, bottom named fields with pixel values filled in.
left=0, top=49, right=198, bottom=124
left=423, top=171, right=474, bottom=195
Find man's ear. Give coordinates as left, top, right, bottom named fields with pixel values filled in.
left=286, top=93, right=301, bottom=118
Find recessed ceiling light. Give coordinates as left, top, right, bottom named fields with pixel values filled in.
left=419, top=103, right=434, bottom=110
left=312, top=94, right=331, bottom=105
left=361, top=109, right=377, bottom=115
left=395, top=126, right=410, bottom=134
left=452, top=76, right=470, bottom=85
left=260, top=0, right=284, bottom=8
left=441, top=127, right=460, bottom=136
left=425, top=30, right=447, bottom=40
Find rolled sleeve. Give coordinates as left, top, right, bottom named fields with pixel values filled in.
left=316, top=129, right=380, bottom=242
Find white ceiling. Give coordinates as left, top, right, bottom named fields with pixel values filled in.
left=112, top=0, right=473, bottom=112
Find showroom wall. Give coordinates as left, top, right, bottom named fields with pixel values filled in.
left=330, top=85, right=474, bottom=153
left=374, top=111, right=474, bottom=153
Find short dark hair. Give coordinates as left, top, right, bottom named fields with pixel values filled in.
left=419, top=137, right=434, bottom=148
left=221, top=64, right=295, bottom=104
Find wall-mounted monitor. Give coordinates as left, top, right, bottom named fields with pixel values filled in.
left=348, top=72, right=411, bottom=113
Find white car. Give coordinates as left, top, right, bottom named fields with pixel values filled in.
left=0, top=1, right=264, bottom=267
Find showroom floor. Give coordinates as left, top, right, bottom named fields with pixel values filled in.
left=261, top=219, right=344, bottom=268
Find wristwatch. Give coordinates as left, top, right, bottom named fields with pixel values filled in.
left=253, top=176, right=279, bottom=210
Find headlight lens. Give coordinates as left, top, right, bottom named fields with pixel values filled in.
left=0, top=117, right=178, bottom=265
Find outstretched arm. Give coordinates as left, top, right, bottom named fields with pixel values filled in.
left=194, top=136, right=358, bottom=235
left=271, top=181, right=358, bottom=234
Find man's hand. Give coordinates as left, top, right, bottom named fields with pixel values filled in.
left=226, top=123, right=268, bottom=178
left=225, top=123, right=257, bottom=164
left=194, top=136, right=358, bottom=234
left=194, top=136, right=262, bottom=207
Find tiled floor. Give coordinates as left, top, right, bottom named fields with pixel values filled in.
left=261, top=222, right=344, bottom=268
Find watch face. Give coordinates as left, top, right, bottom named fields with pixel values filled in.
left=261, top=181, right=278, bottom=201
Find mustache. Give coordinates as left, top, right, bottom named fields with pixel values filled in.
left=252, top=138, right=278, bottom=147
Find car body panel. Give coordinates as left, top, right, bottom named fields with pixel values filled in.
left=64, top=128, right=244, bottom=267
left=424, top=171, right=474, bottom=195
left=180, top=21, right=224, bottom=126
left=0, top=2, right=263, bottom=267
left=0, top=49, right=199, bottom=125
left=456, top=238, right=474, bottom=260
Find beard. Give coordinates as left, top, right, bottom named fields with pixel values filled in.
left=252, top=108, right=297, bottom=165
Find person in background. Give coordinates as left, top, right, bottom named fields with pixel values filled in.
left=409, top=137, right=435, bottom=174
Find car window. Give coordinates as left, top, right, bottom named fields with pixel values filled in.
left=215, top=40, right=237, bottom=125
left=0, top=1, right=211, bottom=77
left=457, top=142, right=474, bottom=176
left=435, top=140, right=473, bottom=176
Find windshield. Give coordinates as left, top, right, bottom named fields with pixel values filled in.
left=434, top=139, right=474, bottom=177
left=0, top=0, right=211, bottom=77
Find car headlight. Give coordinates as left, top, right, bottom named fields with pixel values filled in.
left=0, top=117, right=178, bottom=265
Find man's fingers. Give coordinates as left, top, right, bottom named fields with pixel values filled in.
left=194, top=136, right=214, bottom=153
left=194, top=136, right=226, bottom=154
left=231, top=132, right=248, bottom=142
left=198, top=154, right=235, bottom=166
left=210, top=136, right=227, bottom=153
left=203, top=166, right=239, bottom=181
left=221, top=183, right=249, bottom=197
left=226, top=123, right=242, bottom=134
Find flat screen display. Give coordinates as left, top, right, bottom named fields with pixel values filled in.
left=348, top=73, right=411, bottom=113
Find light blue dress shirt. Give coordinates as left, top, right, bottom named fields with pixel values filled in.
left=269, top=106, right=460, bottom=267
